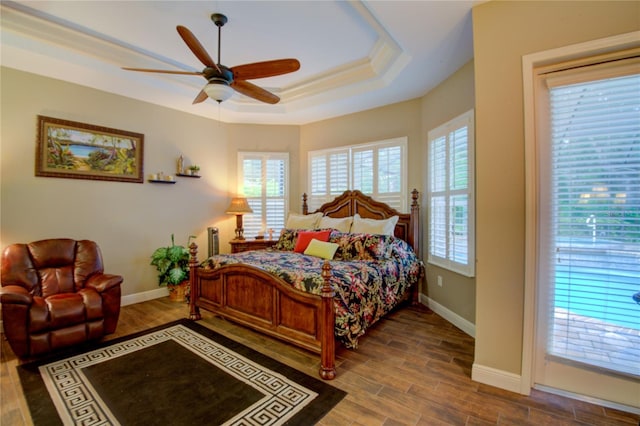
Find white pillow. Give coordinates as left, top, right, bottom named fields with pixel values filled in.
left=285, top=212, right=323, bottom=230
left=317, top=216, right=353, bottom=233
left=350, top=213, right=399, bottom=236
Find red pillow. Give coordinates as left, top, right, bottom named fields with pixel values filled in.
left=294, top=230, right=332, bottom=253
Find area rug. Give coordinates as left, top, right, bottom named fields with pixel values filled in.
left=17, top=319, right=346, bottom=425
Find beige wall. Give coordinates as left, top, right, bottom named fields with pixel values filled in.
left=226, top=123, right=301, bottom=211
left=0, top=67, right=299, bottom=299
left=1, top=63, right=477, bottom=317
left=421, top=60, right=476, bottom=324
left=472, top=1, right=640, bottom=376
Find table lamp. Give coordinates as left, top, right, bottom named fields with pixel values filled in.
left=225, top=197, right=253, bottom=240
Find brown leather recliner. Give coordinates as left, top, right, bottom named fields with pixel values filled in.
left=0, top=239, right=122, bottom=358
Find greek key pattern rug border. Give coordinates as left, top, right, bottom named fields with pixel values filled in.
left=38, top=324, right=318, bottom=426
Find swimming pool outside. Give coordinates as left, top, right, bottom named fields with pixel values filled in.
left=553, top=239, right=639, bottom=331
left=555, top=266, right=640, bottom=331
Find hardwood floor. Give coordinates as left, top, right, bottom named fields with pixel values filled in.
left=1, top=298, right=638, bottom=425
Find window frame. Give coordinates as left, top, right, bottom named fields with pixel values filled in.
left=307, top=137, right=408, bottom=212
left=426, top=109, right=475, bottom=277
left=237, top=151, right=289, bottom=237
left=535, top=59, right=640, bottom=379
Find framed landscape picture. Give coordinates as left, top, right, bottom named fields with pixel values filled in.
left=36, top=115, right=144, bottom=183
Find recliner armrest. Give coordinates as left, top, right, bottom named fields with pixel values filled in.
left=85, top=273, right=123, bottom=293
left=0, top=285, right=33, bottom=305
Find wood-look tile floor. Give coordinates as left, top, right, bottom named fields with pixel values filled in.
left=2, top=298, right=639, bottom=425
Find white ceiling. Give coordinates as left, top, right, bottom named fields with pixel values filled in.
left=0, top=0, right=475, bottom=125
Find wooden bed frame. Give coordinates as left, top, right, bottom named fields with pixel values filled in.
left=188, top=189, right=421, bottom=380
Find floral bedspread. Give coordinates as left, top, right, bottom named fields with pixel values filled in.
left=200, top=231, right=423, bottom=349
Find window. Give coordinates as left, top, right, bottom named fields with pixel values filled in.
left=427, top=110, right=475, bottom=276
left=308, top=137, right=407, bottom=211
left=238, top=152, right=289, bottom=237
left=538, top=63, right=640, bottom=377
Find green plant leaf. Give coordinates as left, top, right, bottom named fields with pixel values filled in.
left=167, top=267, right=187, bottom=284
left=150, top=235, right=191, bottom=286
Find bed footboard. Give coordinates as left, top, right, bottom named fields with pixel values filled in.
left=188, top=242, right=336, bottom=380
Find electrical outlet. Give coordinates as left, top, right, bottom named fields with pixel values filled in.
left=437, top=275, right=443, bottom=287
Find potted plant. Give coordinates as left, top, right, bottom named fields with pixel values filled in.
left=188, top=165, right=200, bottom=176
left=150, top=234, right=195, bottom=302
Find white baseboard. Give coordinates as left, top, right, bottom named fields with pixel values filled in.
left=472, top=363, right=523, bottom=394
left=421, top=294, right=476, bottom=338
left=121, top=287, right=168, bottom=306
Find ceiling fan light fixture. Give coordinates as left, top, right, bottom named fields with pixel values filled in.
left=123, top=13, right=299, bottom=105
left=204, top=82, right=234, bottom=103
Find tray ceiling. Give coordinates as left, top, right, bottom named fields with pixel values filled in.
left=1, top=1, right=475, bottom=125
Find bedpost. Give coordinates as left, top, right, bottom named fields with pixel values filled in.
left=319, top=260, right=336, bottom=380
left=302, top=192, right=308, bottom=215
left=410, top=188, right=420, bottom=257
left=188, top=242, right=202, bottom=320
left=410, top=189, right=421, bottom=306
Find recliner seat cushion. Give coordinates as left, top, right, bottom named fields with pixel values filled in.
left=28, top=290, right=104, bottom=334
left=47, top=294, right=87, bottom=329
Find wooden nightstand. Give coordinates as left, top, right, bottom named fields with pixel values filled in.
left=229, top=239, right=277, bottom=253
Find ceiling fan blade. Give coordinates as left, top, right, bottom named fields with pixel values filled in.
left=231, top=80, right=280, bottom=104
left=231, top=59, right=300, bottom=80
left=176, top=25, right=221, bottom=73
left=122, top=67, right=203, bottom=76
left=192, top=89, right=209, bottom=104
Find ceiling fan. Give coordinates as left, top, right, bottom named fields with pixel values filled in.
left=122, top=13, right=300, bottom=104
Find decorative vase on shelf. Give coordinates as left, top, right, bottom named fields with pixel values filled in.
left=177, top=155, right=184, bottom=174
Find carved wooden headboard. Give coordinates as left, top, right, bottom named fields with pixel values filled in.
left=302, top=189, right=420, bottom=255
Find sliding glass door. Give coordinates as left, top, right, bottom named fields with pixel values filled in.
left=534, top=59, right=640, bottom=408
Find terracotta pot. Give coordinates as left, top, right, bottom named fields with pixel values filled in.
left=168, top=281, right=189, bottom=302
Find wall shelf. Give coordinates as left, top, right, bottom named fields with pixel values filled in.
left=177, top=173, right=201, bottom=178
left=148, top=179, right=176, bottom=184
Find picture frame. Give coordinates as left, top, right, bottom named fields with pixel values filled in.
left=36, top=115, right=144, bottom=183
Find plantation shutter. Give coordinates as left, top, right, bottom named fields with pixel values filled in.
left=309, top=138, right=407, bottom=212
left=242, top=157, right=263, bottom=236
left=450, top=127, right=470, bottom=265
left=352, top=148, right=374, bottom=194
left=429, top=135, right=447, bottom=259
left=308, top=149, right=349, bottom=211
left=310, top=155, right=326, bottom=201
left=329, top=152, right=349, bottom=196
left=427, top=110, right=474, bottom=276
left=239, top=152, right=289, bottom=237
left=265, top=158, right=287, bottom=232
left=542, top=70, right=640, bottom=377
left=377, top=145, right=403, bottom=208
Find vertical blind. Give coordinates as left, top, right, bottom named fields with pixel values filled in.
left=239, top=152, right=288, bottom=237
left=427, top=110, right=474, bottom=277
left=545, top=72, right=640, bottom=377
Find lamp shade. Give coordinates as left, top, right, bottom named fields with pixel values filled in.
left=204, top=82, right=234, bottom=103
left=225, top=197, right=253, bottom=215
